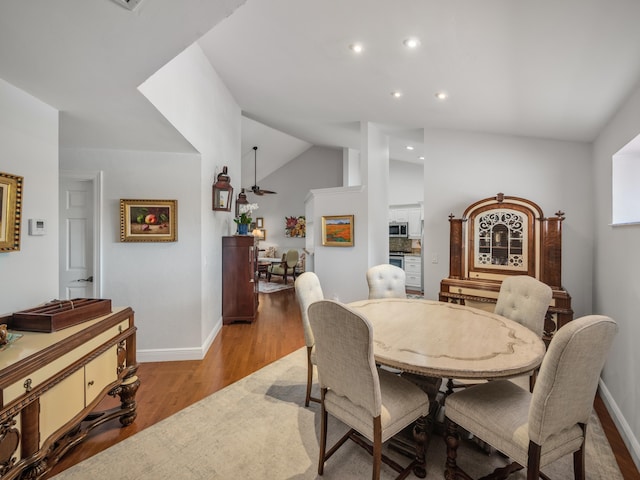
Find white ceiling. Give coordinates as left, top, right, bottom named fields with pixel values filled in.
left=2, top=0, right=640, bottom=176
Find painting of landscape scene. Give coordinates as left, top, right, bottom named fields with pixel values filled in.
left=322, top=215, right=354, bottom=247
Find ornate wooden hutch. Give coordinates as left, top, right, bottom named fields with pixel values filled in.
left=439, top=193, right=573, bottom=343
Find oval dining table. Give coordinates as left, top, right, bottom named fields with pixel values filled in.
left=347, top=297, right=547, bottom=478
left=348, top=297, right=546, bottom=381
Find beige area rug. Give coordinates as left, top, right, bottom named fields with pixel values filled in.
left=52, top=348, right=622, bottom=480
left=258, top=280, right=294, bottom=294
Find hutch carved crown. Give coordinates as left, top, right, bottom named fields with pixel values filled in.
left=439, top=193, right=573, bottom=343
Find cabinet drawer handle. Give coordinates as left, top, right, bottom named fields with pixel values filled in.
left=87, top=380, right=95, bottom=387
left=24, top=378, right=33, bottom=392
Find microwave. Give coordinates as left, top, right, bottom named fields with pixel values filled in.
left=389, top=222, right=408, bottom=237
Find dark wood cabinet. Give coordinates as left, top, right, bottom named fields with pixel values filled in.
left=439, top=193, right=573, bottom=344
left=222, top=235, right=258, bottom=324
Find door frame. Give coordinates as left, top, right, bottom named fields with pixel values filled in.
left=59, top=170, right=103, bottom=298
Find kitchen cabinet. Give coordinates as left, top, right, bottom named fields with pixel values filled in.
left=389, top=205, right=422, bottom=238
left=407, top=208, right=422, bottom=238
left=403, top=255, right=422, bottom=289
left=0, top=307, right=138, bottom=479
left=222, top=235, right=258, bottom=324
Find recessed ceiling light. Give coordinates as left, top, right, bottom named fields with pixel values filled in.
left=391, top=91, right=403, bottom=98
left=349, top=43, right=364, bottom=54
left=403, top=37, right=421, bottom=49
left=419, top=156, right=425, bottom=160
left=435, top=91, right=448, bottom=100
left=406, top=146, right=414, bottom=151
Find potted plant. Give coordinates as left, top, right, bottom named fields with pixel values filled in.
left=234, top=203, right=258, bottom=235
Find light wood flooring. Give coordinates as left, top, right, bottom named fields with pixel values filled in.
left=47, top=288, right=639, bottom=479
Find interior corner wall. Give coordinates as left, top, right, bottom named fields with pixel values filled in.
left=389, top=160, right=424, bottom=205
left=249, top=145, right=342, bottom=252
left=592, top=80, right=640, bottom=467
left=138, top=42, right=241, bottom=356
left=307, top=186, right=369, bottom=303
left=59, top=148, right=202, bottom=355
left=0, top=78, right=58, bottom=314
left=422, top=129, right=593, bottom=320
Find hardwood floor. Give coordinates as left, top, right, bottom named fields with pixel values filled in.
left=47, top=288, right=639, bottom=479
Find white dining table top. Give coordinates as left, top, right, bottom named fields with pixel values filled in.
left=348, top=298, right=546, bottom=380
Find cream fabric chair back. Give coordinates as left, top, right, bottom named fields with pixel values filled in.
left=494, top=275, right=552, bottom=337
left=295, top=272, right=323, bottom=349
left=528, top=315, right=617, bottom=445
left=309, top=300, right=381, bottom=416
left=366, top=264, right=407, bottom=300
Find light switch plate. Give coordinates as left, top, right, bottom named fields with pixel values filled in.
left=28, top=219, right=46, bottom=236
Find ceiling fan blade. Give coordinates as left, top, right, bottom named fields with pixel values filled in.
left=259, top=189, right=277, bottom=194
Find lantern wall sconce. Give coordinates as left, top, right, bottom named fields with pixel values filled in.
left=212, top=166, right=233, bottom=212
left=235, top=188, right=249, bottom=218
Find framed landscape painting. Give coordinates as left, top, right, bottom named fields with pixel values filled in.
left=120, top=199, right=177, bottom=242
left=0, top=171, right=23, bottom=252
left=321, top=215, right=354, bottom=247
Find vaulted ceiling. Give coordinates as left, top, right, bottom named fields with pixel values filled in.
left=2, top=0, right=640, bottom=179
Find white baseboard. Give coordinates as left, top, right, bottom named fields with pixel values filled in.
left=136, top=320, right=221, bottom=363
left=598, top=378, right=640, bottom=472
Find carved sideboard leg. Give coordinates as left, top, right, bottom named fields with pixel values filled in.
left=118, top=374, right=140, bottom=427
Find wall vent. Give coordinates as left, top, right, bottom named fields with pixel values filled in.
left=111, top=0, right=144, bottom=11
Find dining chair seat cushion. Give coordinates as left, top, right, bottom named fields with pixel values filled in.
left=325, top=367, right=429, bottom=444
left=446, top=379, right=584, bottom=468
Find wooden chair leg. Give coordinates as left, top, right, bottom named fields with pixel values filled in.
left=527, top=441, right=542, bottom=480
left=573, top=425, right=586, bottom=480
left=318, top=389, right=328, bottom=475
left=372, top=417, right=382, bottom=480
left=305, top=346, right=314, bottom=407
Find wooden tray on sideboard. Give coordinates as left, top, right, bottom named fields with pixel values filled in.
left=10, top=298, right=112, bottom=332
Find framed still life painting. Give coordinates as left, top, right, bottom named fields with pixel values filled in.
left=0, top=171, right=23, bottom=252
left=120, top=199, right=177, bottom=242
left=321, top=215, right=354, bottom=247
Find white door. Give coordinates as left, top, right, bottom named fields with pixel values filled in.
left=59, top=178, right=95, bottom=299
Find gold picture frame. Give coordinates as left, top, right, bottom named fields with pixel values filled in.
left=321, top=215, right=354, bottom=247
left=0, top=171, right=23, bottom=252
left=120, top=199, right=177, bottom=242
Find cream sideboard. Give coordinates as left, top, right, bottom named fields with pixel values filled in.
left=0, top=307, right=138, bottom=479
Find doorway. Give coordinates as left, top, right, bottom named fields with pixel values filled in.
left=58, top=171, right=103, bottom=299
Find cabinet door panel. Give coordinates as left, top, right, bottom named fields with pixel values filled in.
left=85, top=345, right=118, bottom=405
left=39, top=369, right=85, bottom=445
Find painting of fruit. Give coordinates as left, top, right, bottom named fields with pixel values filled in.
left=120, top=199, right=177, bottom=242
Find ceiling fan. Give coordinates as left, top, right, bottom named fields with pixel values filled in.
left=249, top=146, right=276, bottom=195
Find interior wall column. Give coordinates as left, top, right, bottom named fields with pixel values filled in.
left=360, top=122, right=389, bottom=266
left=343, top=148, right=361, bottom=186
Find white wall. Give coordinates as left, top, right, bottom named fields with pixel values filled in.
left=250, top=145, right=342, bottom=252
left=389, top=160, right=424, bottom=206
left=60, top=149, right=202, bottom=354
left=306, top=186, right=369, bottom=302
left=422, top=130, right=594, bottom=322
left=0, top=78, right=58, bottom=314
left=138, top=43, right=241, bottom=359
left=592, top=80, right=640, bottom=468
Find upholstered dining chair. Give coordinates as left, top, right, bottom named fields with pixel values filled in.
left=495, top=275, right=553, bottom=391
left=267, top=249, right=299, bottom=284
left=294, top=272, right=324, bottom=407
left=366, top=264, right=407, bottom=299
left=449, top=275, right=553, bottom=393
left=308, top=300, right=430, bottom=480
left=444, top=315, right=618, bottom=480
